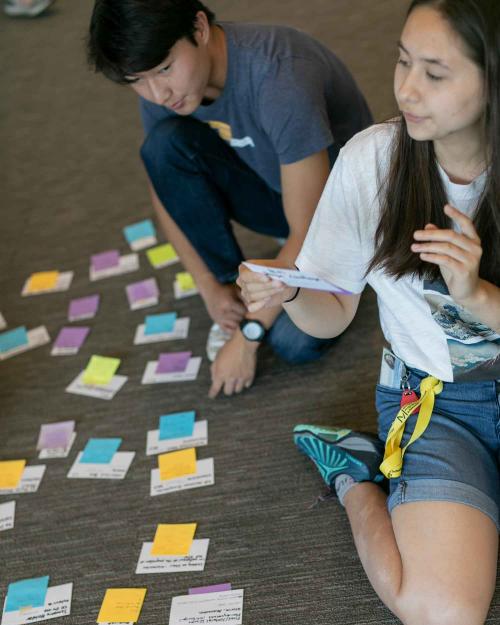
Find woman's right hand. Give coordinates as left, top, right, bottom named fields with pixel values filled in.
left=237, top=260, right=297, bottom=312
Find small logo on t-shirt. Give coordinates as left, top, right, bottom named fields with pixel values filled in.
left=423, top=278, right=500, bottom=381
left=207, top=121, right=255, bottom=149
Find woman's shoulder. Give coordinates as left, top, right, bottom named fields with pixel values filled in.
left=340, top=120, right=399, bottom=163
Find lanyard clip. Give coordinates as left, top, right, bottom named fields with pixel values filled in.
left=400, top=369, right=411, bottom=390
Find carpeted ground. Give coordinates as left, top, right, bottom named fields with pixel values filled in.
left=0, top=1, right=498, bottom=623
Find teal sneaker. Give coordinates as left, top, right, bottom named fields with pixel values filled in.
left=293, top=425, right=384, bottom=487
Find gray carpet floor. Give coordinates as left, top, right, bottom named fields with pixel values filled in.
left=1, top=1, right=498, bottom=623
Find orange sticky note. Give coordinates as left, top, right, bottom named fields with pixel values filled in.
left=96, top=588, right=147, bottom=623
left=158, top=448, right=197, bottom=481
left=27, top=271, right=59, bottom=292
left=176, top=272, right=196, bottom=292
left=0, top=460, right=26, bottom=489
left=151, top=523, right=197, bottom=556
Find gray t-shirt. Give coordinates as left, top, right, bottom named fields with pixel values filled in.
left=140, top=22, right=372, bottom=192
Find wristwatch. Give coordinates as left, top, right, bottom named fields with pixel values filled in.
left=239, top=319, right=267, bottom=342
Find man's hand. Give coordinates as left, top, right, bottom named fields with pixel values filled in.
left=201, top=280, right=247, bottom=333
left=208, top=332, right=258, bottom=398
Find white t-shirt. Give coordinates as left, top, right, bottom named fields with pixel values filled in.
left=296, top=122, right=499, bottom=382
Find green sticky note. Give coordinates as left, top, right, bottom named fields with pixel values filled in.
left=147, top=243, right=178, bottom=268
left=82, top=355, right=121, bottom=386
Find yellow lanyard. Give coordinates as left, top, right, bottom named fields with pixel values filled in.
left=380, top=376, right=443, bottom=479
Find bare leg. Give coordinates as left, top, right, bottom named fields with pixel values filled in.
left=344, top=483, right=498, bottom=625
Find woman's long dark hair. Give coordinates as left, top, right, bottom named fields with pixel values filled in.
left=368, top=0, right=500, bottom=286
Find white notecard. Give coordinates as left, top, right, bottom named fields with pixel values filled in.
left=173, top=281, right=199, bottom=300
left=67, top=451, right=135, bottom=480
left=0, top=466, right=46, bottom=495
left=65, top=371, right=128, bottom=400
left=0, top=501, right=15, bottom=531
left=134, top=317, right=190, bottom=345
left=130, top=235, right=157, bottom=252
left=0, top=327, right=50, bottom=361
left=146, top=420, right=208, bottom=456
left=136, top=538, right=209, bottom=574
left=0, top=314, right=6, bottom=330
left=141, top=357, right=201, bottom=385
left=243, top=262, right=352, bottom=293
left=169, top=589, right=244, bottom=625
left=150, top=458, right=214, bottom=497
left=21, top=272, right=74, bottom=297
left=1, top=583, right=72, bottom=625
left=89, top=253, right=139, bottom=281
left=38, top=433, right=77, bottom=459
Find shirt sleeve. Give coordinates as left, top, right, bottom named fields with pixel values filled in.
left=258, top=57, right=334, bottom=164
left=296, top=145, right=375, bottom=294
left=139, top=97, right=174, bottom=137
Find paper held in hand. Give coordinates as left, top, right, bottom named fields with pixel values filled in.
left=242, top=262, right=352, bottom=294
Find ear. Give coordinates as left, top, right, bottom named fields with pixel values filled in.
left=193, top=10, right=211, bottom=45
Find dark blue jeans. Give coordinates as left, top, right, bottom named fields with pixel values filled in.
left=140, top=116, right=337, bottom=364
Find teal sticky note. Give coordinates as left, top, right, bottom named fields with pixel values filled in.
left=159, top=411, right=195, bottom=440
left=0, top=327, right=28, bottom=354
left=5, top=576, right=49, bottom=612
left=144, top=313, right=177, bottom=336
left=124, top=219, right=156, bottom=244
left=80, top=438, right=122, bottom=464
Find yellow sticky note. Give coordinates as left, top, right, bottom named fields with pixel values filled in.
left=151, top=523, right=197, bottom=556
left=146, top=243, right=178, bottom=268
left=82, top=355, right=121, bottom=386
left=159, top=448, right=197, bottom=481
left=97, top=588, right=147, bottom=623
left=27, top=271, right=59, bottom=292
left=176, top=272, right=196, bottom=292
left=0, top=459, right=26, bottom=489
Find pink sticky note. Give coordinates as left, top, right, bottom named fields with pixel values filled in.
left=91, top=250, right=120, bottom=271
left=126, top=278, right=159, bottom=304
left=37, top=420, right=75, bottom=450
left=53, top=327, right=90, bottom=349
left=156, top=351, right=192, bottom=374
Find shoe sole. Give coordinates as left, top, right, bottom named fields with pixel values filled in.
left=4, top=0, right=54, bottom=16
left=293, top=425, right=383, bottom=486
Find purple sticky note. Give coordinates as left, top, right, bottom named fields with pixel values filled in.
left=91, top=250, right=120, bottom=272
left=189, top=584, right=232, bottom=595
left=156, top=351, right=192, bottom=374
left=53, top=326, right=90, bottom=349
left=68, top=295, right=100, bottom=321
left=36, top=420, right=75, bottom=450
left=126, top=278, right=159, bottom=304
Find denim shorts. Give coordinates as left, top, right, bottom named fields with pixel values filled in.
left=376, top=367, right=500, bottom=530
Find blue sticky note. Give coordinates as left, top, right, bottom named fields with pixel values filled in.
left=159, top=411, right=196, bottom=441
left=5, top=576, right=49, bottom=612
left=0, top=327, right=28, bottom=354
left=144, top=313, right=177, bottom=336
left=80, top=438, right=122, bottom=464
left=124, top=219, right=156, bottom=244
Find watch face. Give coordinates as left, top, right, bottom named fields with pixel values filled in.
left=242, top=320, right=265, bottom=341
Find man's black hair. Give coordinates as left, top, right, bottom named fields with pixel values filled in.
left=87, top=0, right=216, bottom=84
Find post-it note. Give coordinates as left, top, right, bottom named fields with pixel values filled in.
left=68, top=295, right=100, bottom=321
left=156, top=351, right=191, bottom=374
left=53, top=327, right=90, bottom=350
left=159, top=448, right=197, bottom=481
left=26, top=271, right=59, bottom=293
left=144, top=313, right=177, bottom=336
left=0, top=327, right=28, bottom=353
left=151, top=523, right=197, bottom=556
left=97, top=587, right=147, bottom=623
left=83, top=355, right=121, bottom=386
left=91, top=250, right=120, bottom=272
left=176, top=272, right=196, bottom=292
left=5, top=575, right=50, bottom=612
left=37, top=421, right=75, bottom=450
left=0, top=460, right=26, bottom=489
left=81, top=438, right=122, bottom=464
left=189, top=583, right=232, bottom=595
left=159, top=411, right=195, bottom=440
left=124, top=219, right=156, bottom=244
left=146, top=243, right=178, bottom=268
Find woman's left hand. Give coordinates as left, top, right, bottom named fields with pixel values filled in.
left=412, top=203, right=482, bottom=304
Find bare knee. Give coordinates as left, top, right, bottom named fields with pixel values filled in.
left=400, top=593, right=488, bottom=625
